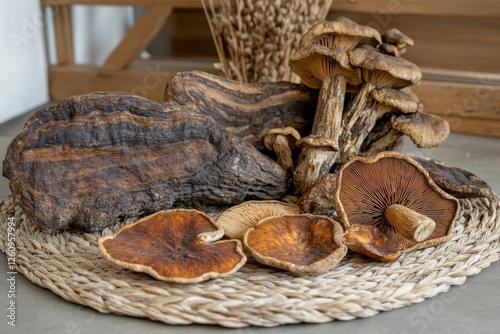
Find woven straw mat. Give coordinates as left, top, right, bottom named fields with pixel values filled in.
left=1, top=194, right=500, bottom=327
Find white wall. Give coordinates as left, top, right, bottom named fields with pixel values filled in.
left=0, top=0, right=49, bottom=124
left=0, top=3, right=134, bottom=125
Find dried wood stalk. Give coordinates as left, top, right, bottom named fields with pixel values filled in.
left=202, top=0, right=334, bottom=83
left=2, top=92, right=289, bottom=232
left=163, top=71, right=317, bottom=151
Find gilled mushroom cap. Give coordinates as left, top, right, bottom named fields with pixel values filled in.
left=99, top=209, right=247, bottom=283
left=391, top=112, right=450, bottom=148
left=382, top=28, right=414, bottom=47
left=348, top=44, right=422, bottom=88
left=299, top=17, right=382, bottom=50
left=335, top=152, right=460, bottom=253
left=243, top=214, right=347, bottom=274
left=371, top=87, right=420, bottom=113
left=343, top=224, right=404, bottom=263
left=214, top=200, right=301, bottom=240
left=289, top=44, right=361, bottom=89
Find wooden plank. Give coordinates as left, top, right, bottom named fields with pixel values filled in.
left=101, top=5, right=173, bottom=72
left=42, top=0, right=207, bottom=7
left=52, top=5, right=74, bottom=65
left=49, top=65, right=169, bottom=101
left=327, top=12, right=500, bottom=74
left=42, top=0, right=500, bottom=18
left=412, top=81, right=500, bottom=137
left=330, top=0, right=500, bottom=18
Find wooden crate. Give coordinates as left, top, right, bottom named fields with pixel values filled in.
left=43, top=0, right=500, bottom=137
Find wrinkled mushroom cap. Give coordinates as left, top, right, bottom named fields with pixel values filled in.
left=243, top=214, right=347, bottom=274
left=410, top=155, right=493, bottom=198
left=214, top=200, right=301, bottom=240
left=371, top=87, right=420, bottom=113
left=289, top=44, right=361, bottom=88
left=99, top=209, right=247, bottom=283
left=348, top=44, right=422, bottom=88
left=299, top=17, right=382, bottom=50
left=343, top=224, right=404, bottom=262
left=335, top=151, right=460, bottom=253
left=391, top=112, right=450, bottom=148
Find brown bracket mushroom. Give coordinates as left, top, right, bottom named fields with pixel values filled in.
left=335, top=151, right=460, bottom=253
left=289, top=17, right=381, bottom=193
left=243, top=214, right=347, bottom=275
left=214, top=200, right=301, bottom=240
left=99, top=209, right=247, bottom=284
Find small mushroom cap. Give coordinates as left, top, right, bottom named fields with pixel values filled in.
left=243, top=214, right=347, bottom=274
left=371, top=87, right=420, bottom=113
left=343, top=224, right=404, bottom=263
left=335, top=151, right=460, bottom=253
left=214, top=200, right=301, bottom=240
left=299, top=17, right=382, bottom=49
left=289, top=44, right=361, bottom=89
left=264, top=127, right=301, bottom=152
left=348, top=44, right=422, bottom=88
left=382, top=28, right=414, bottom=46
left=411, top=155, right=493, bottom=198
left=391, top=112, right=450, bottom=148
left=380, top=43, right=400, bottom=57
left=99, top=209, right=247, bottom=284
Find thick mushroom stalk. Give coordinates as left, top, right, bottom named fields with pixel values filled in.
left=289, top=45, right=357, bottom=193
left=289, top=17, right=381, bottom=193
left=384, top=204, right=436, bottom=242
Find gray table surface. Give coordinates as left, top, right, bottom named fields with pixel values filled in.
left=1, top=110, right=499, bottom=334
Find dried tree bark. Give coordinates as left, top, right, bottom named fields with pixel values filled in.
left=163, top=71, right=317, bottom=151
left=2, top=92, right=289, bottom=232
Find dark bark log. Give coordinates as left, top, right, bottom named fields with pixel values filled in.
left=163, top=70, right=317, bottom=151
left=3, top=92, right=289, bottom=232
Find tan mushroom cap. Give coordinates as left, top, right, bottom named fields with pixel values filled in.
left=348, top=44, right=422, bottom=88
left=289, top=44, right=361, bottom=89
left=299, top=17, right=382, bottom=50
left=343, top=224, right=404, bottom=263
left=382, top=28, right=414, bottom=47
left=371, top=87, right=420, bottom=114
left=214, top=200, right=301, bottom=240
left=391, top=112, right=450, bottom=148
left=335, top=151, right=460, bottom=253
left=98, top=209, right=247, bottom=284
left=243, top=214, right=347, bottom=274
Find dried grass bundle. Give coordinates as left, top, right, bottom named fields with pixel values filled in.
left=202, top=0, right=334, bottom=83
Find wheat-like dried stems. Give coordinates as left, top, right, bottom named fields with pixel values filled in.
left=202, top=0, right=334, bottom=83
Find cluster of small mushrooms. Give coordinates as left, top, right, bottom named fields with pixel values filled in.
left=99, top=18, right=465, bottom=283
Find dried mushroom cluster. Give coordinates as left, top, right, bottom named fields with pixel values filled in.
left=3, top=14, right=495, bottom=284
left=287, top=17, right=450, bottom=193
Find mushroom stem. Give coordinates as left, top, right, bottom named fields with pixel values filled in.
left=362, top=127, right=402, bottom=157
left=384, top=204, right=436, bottom=242
left=293, top=75, right=346, bottom=193
left=272, top=134, right=294, bottom=172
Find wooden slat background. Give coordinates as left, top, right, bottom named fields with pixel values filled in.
left=43, top=0, right=500, bottom=137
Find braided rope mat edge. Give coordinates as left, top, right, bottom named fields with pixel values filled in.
left=1, top=194, right=500, bottom=328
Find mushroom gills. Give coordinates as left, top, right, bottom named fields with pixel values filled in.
left=384, top=204, right=436, bottom=242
